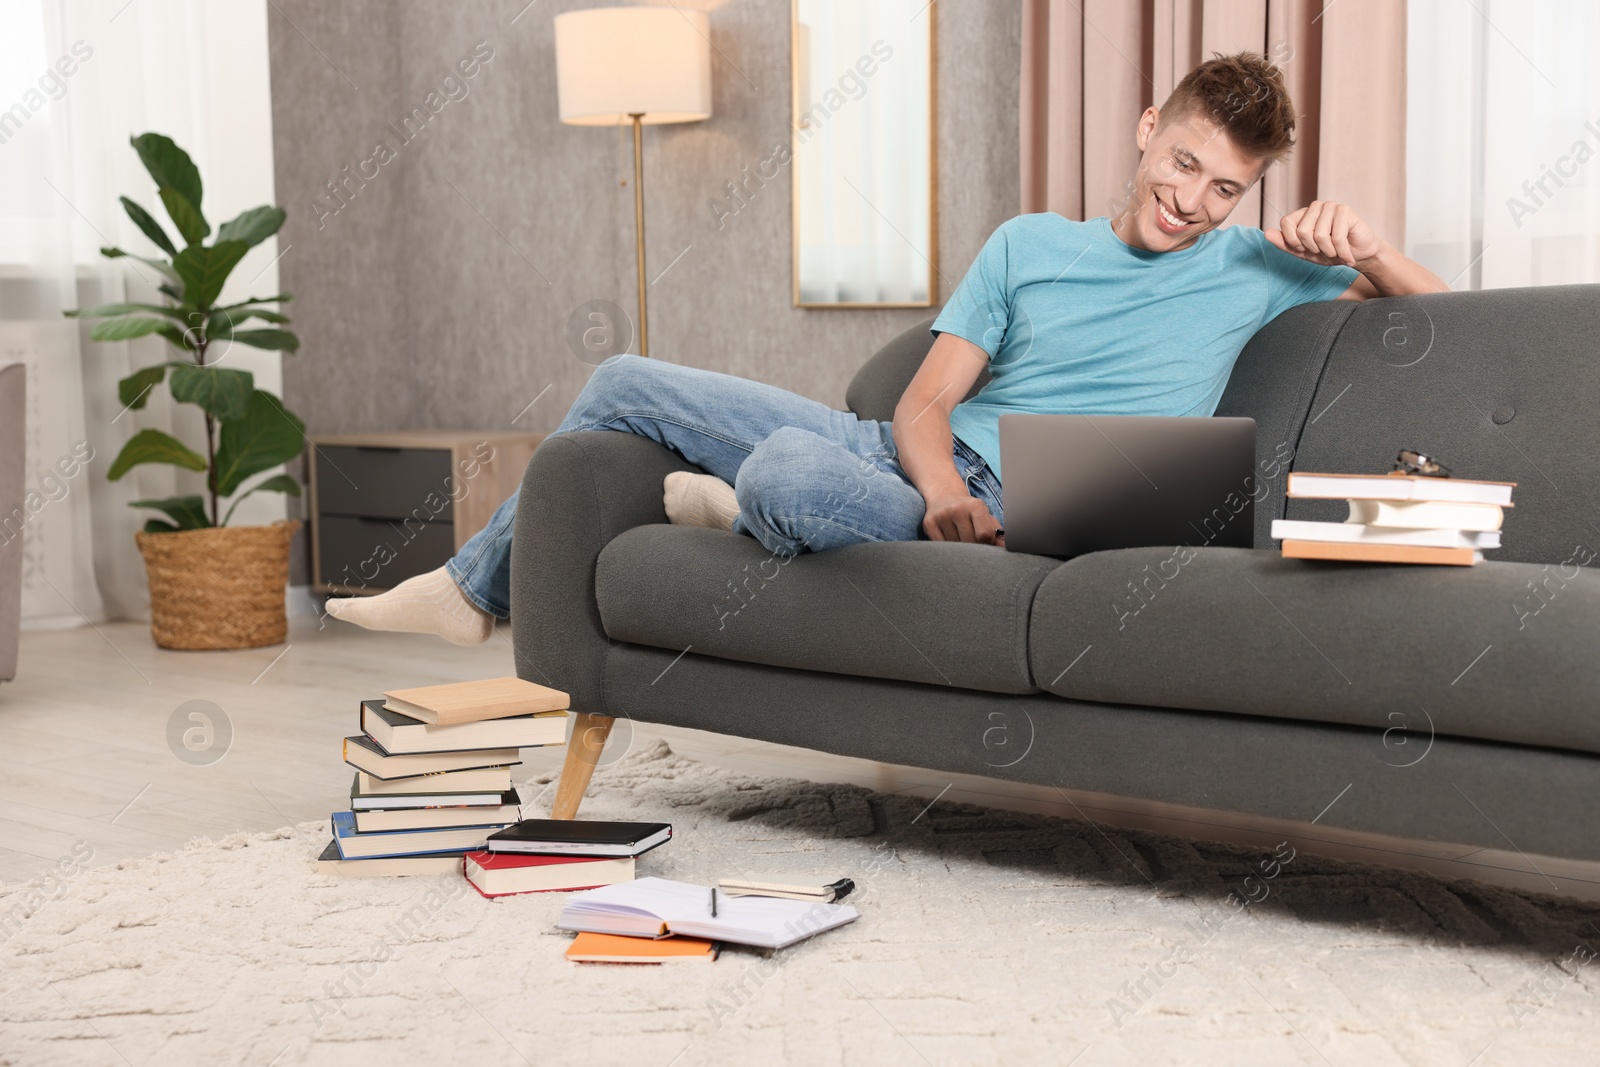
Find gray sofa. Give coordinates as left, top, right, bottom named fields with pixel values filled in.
left=512, top=286, right=1600, bottom=864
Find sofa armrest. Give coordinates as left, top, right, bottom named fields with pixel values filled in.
left=509, top=430, right=699, bottom=711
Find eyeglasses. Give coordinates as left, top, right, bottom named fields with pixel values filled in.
left=1394, top=449, right=1451, bottom=478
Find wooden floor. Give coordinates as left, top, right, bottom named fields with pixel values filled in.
left=5, top=614, right=1599, bottom=901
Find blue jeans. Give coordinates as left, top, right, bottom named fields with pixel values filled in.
left=446, top=354, right=1004, bottom=618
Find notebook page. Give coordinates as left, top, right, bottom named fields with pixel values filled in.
left=559, top=878, right=858, bottom=949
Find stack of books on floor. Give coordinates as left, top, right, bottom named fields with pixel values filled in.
left=462, top=817, right=672, bottom=898
left=1274, top=470, right=1516, bottom=566
left=317, top=677, right=570, bottom=877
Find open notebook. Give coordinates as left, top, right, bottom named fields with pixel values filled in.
left=556, top=877, right=859, bottom=950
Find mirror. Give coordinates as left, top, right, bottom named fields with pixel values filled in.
left=791, top=1, right=936, bottom=307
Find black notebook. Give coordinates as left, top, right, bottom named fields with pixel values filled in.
left=485, top=819, right=672, bottom=857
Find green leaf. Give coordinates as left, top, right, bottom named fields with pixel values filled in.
left=154, top=324, right=190, bottom=350
left=214, top=293, right=291, bottom=312
left=221, top=473, right=301, bottom=526
left=215, top=206, right=284, bottom=249
left=211, top=307, right=290, bottom=332
left=100, top=246, right=183, bottom=289
left=159, top=186, right=209, bottom=245
left=225, top=328, right=300, bottom=352
left=89, top=316, right=171, bottom=342
left=107, top=428, right=208, bottom=481
left=214, top=390, right=305, bottom=497
left=65, top=302, right=186, bottom=321
left=130, top=133, right=202, bottom=213
left=131, top=494, right=211, bottom=530
left=246, top=472, right=300, bottom=497
left=172, top=240, right=248, bottom=309
left=158, top=283, right=184, bottom=301
left=118, top=365, right=168, bottom=410
left=119, top=196, right=178, bottom=257
left=169, top=364, right=254, bottom=421
left=142, top=518, right=182, bottom=534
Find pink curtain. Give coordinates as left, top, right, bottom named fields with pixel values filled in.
left=1020, top=0, right=1406, bottom=242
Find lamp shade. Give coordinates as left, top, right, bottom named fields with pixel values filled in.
left=554, top=6, right=713, bottom=126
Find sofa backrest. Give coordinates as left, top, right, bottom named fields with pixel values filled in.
left=1279, top=284, right=1600, bottom=568
left=845, top=316, right=987, bottom=423
left=852, top=285, right=1600, bottom=568
left=1215, top=300, right=1358, bottom=546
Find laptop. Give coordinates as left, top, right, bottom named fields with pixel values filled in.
left=998, top=413, right=1257, bottom=558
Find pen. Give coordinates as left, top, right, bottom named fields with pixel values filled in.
left=710, top=886, right=717, bottom=918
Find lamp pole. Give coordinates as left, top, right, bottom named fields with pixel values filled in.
left=630, top=111, right=649, bottom=358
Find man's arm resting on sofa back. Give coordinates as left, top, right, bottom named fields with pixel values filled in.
left=1267, top=199, right=1450, bottom=301
left=892, top=331, right=1004, bottom=547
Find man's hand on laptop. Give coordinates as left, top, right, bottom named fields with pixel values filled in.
left=923, top=493, right=1005, bottom=548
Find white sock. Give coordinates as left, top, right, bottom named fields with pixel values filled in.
left=324, top=566, right=494, bottom=645
left=664, top=471, right=740, bottom=531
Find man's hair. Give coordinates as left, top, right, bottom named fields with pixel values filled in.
left=1156, top=51, right=1296, bottom=166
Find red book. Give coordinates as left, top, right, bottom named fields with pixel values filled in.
left=462, top=850, right=635, bottom=898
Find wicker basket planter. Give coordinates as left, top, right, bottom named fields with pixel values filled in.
left=134, top=519, right=300, bottom=650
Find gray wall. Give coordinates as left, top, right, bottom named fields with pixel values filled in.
left=268, top=1, right=1020, bottom=578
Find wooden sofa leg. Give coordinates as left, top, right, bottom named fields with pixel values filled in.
left=549, top=713, right=614, bottom=820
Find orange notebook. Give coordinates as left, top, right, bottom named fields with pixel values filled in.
left=1281, top=539, right=1481, bottom=566
left=383, top=676, right=570, bottom=725
left=565, top=932, right=718, bottom=964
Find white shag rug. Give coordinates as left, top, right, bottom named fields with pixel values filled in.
left=3, top=740, right=1598, bottom=1067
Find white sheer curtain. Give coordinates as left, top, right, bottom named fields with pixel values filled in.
left=1407, top=0, right=1600, bottom=289
left=0, top=0, right=282, bottom=625
left=794, top=0, right=933, bottom=304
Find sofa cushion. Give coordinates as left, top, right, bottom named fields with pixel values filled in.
left=1027, top=545, right=1600, bottom=756
left=595, top=525, right=1061, bottom=694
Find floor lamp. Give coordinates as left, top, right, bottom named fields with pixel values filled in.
left=555, top=6, right=712, bottom=358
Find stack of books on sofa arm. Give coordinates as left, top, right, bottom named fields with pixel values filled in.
left=1274, top=469, right=1516, bottom=566
left=318, top=677, right=570, bottom=876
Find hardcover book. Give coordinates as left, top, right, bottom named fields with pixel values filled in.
left=349, top=776, right=519, bottom=810
left=330, top=811, right=505, bottom=860
left=463, top=850, right=636, bottom=897
left=315, top=839, right=467, bottom=877
left=361, top=699, right=567, bottom=754
left=1272, top=520, right=1499, bottom=550
left=485, top=819, right=672, bottom=857
left=1281, top=539, right=1483, bottom=566
left=343, top=733, right=521, bottom=780
left=356, top=765, right=512, bottom=796
left=1345, top=499, right=1504, bottom=531
left=565, top=931, right=717, bottom=964
left=1286, top=471, right=1515, bottom=506
left=383, top=676, right=569, bottom=726
left=354, top=800, right=524, bottom=833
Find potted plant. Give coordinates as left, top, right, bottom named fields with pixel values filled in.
left=66, top=132, right=305, bottom=650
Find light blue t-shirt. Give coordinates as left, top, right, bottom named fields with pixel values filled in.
left=931, top=213, right=1359, bottom=481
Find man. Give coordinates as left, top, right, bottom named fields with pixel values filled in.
left=328, top=51, right=1447, bottom=645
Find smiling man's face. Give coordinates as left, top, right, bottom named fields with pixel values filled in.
left=1111, top=106, right=1266, bottom=253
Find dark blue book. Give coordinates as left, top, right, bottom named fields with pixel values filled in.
left=330, top=810, right=504, bottom=860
